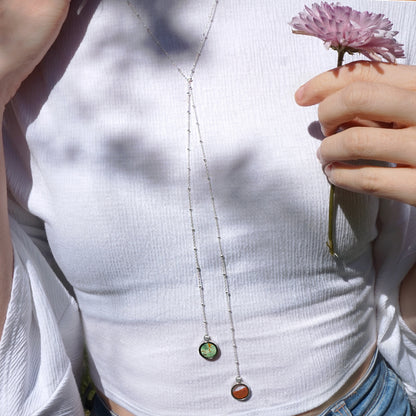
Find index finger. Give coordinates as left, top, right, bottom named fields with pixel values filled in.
left=295, top=61, right=416, bottom=106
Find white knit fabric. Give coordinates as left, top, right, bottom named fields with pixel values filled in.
left=0, top=215, right=84, bottom=415
left=1, top=0, right=416, bottom=415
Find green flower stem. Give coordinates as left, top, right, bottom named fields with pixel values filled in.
left=337, top=48, right=346, bottom=68
left=326, top=48, right=346, bottom=257
left=326, top=184, right=336, bottom=256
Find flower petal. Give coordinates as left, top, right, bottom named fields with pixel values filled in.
left=289, top=2, right=405, bottom=61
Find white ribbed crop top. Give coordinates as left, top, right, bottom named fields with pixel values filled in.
left=3, top=0, right=416, bottom=415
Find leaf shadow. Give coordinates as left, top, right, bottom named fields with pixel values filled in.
left=128, top=0, right=200, bottom=60
left=4, top=0, right=101, bottom=204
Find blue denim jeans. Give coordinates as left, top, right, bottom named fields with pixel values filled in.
left=317, top=351, right=413, bottom=416
left=90, top=352, right=413, bottom=416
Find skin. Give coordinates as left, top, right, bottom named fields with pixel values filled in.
left=296, top=62, right=416, bottom=205
left=296, top=61, right=416, bottom=332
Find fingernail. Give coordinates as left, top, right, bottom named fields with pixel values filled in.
left=316, top=147, right=323, bottom=163
left=324, top=163, right=335, bottom=185
left=324, top=163, right=333, bottom=177
left=295, top=85, right=305, bottom=103
left=320, top=123, right=326, bottom=138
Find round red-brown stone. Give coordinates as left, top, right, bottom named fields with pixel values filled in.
left=231, top=383, right=250, bottom=401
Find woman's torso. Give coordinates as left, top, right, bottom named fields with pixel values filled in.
left=4, top=0, right=416, bottom=414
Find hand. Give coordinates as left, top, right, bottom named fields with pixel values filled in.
left=0, top=0, right=71, bottom=105
left=295, top=62, right=416, bottom=206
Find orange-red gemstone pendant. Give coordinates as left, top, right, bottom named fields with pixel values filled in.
left=231, top=383, right=251, bottom=401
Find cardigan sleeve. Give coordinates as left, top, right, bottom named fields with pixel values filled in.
left=0, top=215, right=84, bottom=416
left=374, top=198, right=416, bottom=409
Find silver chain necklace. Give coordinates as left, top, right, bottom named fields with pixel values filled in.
left=126, top=0, right=251, bottom=402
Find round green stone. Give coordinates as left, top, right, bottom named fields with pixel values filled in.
left=199, top=342, right=219, bottom=360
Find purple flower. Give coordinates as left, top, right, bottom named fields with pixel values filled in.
left=290, top=2, right=405, bottom=63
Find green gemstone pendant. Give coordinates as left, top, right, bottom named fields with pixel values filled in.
left=199, top=341, right=219, bottom=361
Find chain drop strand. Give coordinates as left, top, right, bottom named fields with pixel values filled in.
left=186, top=83, right=210, bottom=341
left=126, top=0, right=248, bottom=397
left=189, top=87, right=242, bottom=381
left=126, top=0, right=219, bottom=84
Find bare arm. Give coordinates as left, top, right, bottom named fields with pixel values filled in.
left=0, top=0, right=71, bottom=339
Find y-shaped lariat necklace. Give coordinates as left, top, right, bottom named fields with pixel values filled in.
left=126, top=0, right=251, bottom=402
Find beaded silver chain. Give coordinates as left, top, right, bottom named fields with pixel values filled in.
left=126, top=0, right=251, bottom=401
